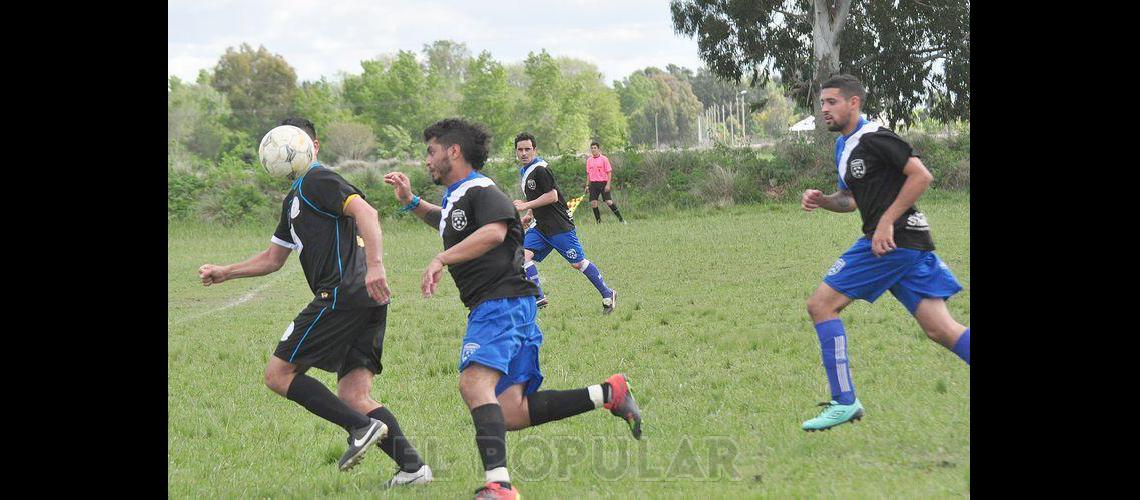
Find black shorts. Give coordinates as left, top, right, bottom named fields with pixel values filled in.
left=274, top=302, right=387, bottom=380
left=588, top=181, right=612, bottom=201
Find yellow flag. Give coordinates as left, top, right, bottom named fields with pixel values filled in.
left=566, top=195, right=585, bottom=214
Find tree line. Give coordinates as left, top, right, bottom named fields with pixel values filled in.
left=169, top=41, right=809, bottom=171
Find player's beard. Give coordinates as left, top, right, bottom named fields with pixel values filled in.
left=430, top=156, right=452, bottom=185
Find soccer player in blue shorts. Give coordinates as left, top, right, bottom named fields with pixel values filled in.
left=383, top=118, right=642, bottom=499
left=799, top=75, right=970, bottom=432
left=512, top=132, right=617, bottom=314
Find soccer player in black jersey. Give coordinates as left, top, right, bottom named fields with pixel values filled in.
left=383, top=118, right=642, bottom=500
left=799, top=75, right=970, bottom=431
left=513, top=133, right=617, bottom=313
left=198, top=117, right=431, bottom=486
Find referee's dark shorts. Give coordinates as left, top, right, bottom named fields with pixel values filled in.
left=588, top=181, right=612, bottom=202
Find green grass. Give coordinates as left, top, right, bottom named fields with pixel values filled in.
left=169, top=193, right=970, bottom=498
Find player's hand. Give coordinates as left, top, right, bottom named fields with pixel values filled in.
left=802, top=189, right=825, bottom=211
left=521, top=213, right=533, bottom=227
left=422, top=255, right=445, bottom=298
left=604, top=184, right=611, bottom=193
left=198, top=264, right=228, bottom=286
left=512, top=199, right=528, bottom=211
left=383, top=172, right=414, bottom=205
left=365, top=264, right=391, bottom=304
left=871, top=222, right=897, bottom=256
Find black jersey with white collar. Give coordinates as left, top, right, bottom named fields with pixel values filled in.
left=834, top=120, right=935, bottom=251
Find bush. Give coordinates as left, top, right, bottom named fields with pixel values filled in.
left=168, top=170, right=206, bottom=220
left=195, top=154, right=272, bottom=225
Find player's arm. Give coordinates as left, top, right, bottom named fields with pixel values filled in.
left=199, top=243, right=291, bottom=286
left=514, top=189, right=558, bottom=211
left=343, top=196, right=391, bottom=304
left=604, top=158, right=612, bottom=192
left=421, top=221, right=508, bottom=297
left=802, top=189, right=857, bottom=213
left=383, top=172, right=443, bottom=228
left=879, top=157, right=933, bottom=225
left=871, top=157, right=933, bottom=256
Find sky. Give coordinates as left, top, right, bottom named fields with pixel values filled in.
left=168, top=0, right=708, bottom=86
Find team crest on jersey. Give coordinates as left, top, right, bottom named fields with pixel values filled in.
left=906, top=212, right=930, bottom=231
left=281, top=321, right=295, bottom=341
left=461, top=342, right=480, bottom=363
left=527, top=179, right=536, bottom=190
left=566, top=249, right=578, bottom=260
left=827, top=258, right=846, bottom=276
left=290, top=196, right=301, bottom=219
left=849, top=159, right=866, bottom=179
left=451, top=209, right=468, bottom=231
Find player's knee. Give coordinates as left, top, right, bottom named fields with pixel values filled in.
left=264, top=369, right=288, bottom=395
left=805, top=297, right=826, bottom=321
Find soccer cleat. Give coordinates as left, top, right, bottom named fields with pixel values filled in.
left=385, top=464, right=433, bottom=488
left=602, top=290, right=617, bottom=314
left=474, top=481, right=520, bottom=499
left=536, top=296, right=549, bottom=309
left=338, top=418, right=388, bottom=471
left=802, top=400, right=864, bottom=432
left=604, top=373, right=642, bottom=439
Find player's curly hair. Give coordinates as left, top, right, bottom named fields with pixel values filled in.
left=423, top=118, right=491, bottom=169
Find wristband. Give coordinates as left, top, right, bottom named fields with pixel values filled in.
left=398, top=195, right=420, bottom=212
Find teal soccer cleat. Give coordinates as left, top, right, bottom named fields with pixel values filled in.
left=802, top=399, right=864, bottom=432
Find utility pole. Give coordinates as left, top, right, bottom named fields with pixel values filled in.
left=739, top=90, right=748, bottom=147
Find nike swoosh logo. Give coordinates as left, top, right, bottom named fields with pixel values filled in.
left=353, top=426, right=377, bottom=447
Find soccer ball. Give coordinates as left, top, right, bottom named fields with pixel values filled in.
left=258, top=125, right=315, bottom=179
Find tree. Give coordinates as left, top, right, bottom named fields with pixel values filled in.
left=671, top=0, right=970, bottom=130
left=292, top=77, right=354, bottom=129
left=460, top=51, right=518, bottom=156
left=210, top=43, right=298, bottom=138
left=517, top=50, right=593, bottom=153
left=168, top=73, right=239, bottom=164
left=423, top=40, right=472, bottom=120
left=322, top=122, right=376, bottom=162
left=343, top=51, right=435, bottom=144
left=615, top=68, right=702, bottom=147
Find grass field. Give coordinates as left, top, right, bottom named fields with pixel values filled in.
left=168, top=192, right=970, bottom=498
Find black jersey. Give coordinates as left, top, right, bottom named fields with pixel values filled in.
left=519, top=158, right=575, bottom=236
left=835, top=119, right=935, bottom=251
left=271, top=165, right=379, bottom=309
left=439, top=172, right=539, bottom=309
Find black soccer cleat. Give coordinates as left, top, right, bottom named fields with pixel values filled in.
left=338, top=418, right=388, bottom=471
left=536, top=296, right=549, bottom=309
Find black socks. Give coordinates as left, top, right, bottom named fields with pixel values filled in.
left=368, top=406, right=425, bottom=473
left=285, top=374, right=371, bottom=430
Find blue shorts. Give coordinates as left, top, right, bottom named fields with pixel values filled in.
left=458, top=296, right=545, bottom=396
left=823, top=238, right=963, bottom=314
left=524, top=228, right=586, bottom=264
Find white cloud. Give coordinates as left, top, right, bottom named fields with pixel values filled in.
left=168, top=0, right=705, bottom=85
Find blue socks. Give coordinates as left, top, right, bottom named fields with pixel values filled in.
left=814, top=319, right=856, bottom=405
left=952, top=328, right=970, bottom=365
left=524, top=261, right=545, bottom=299
left=578, top=260, right=613, bottom=298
